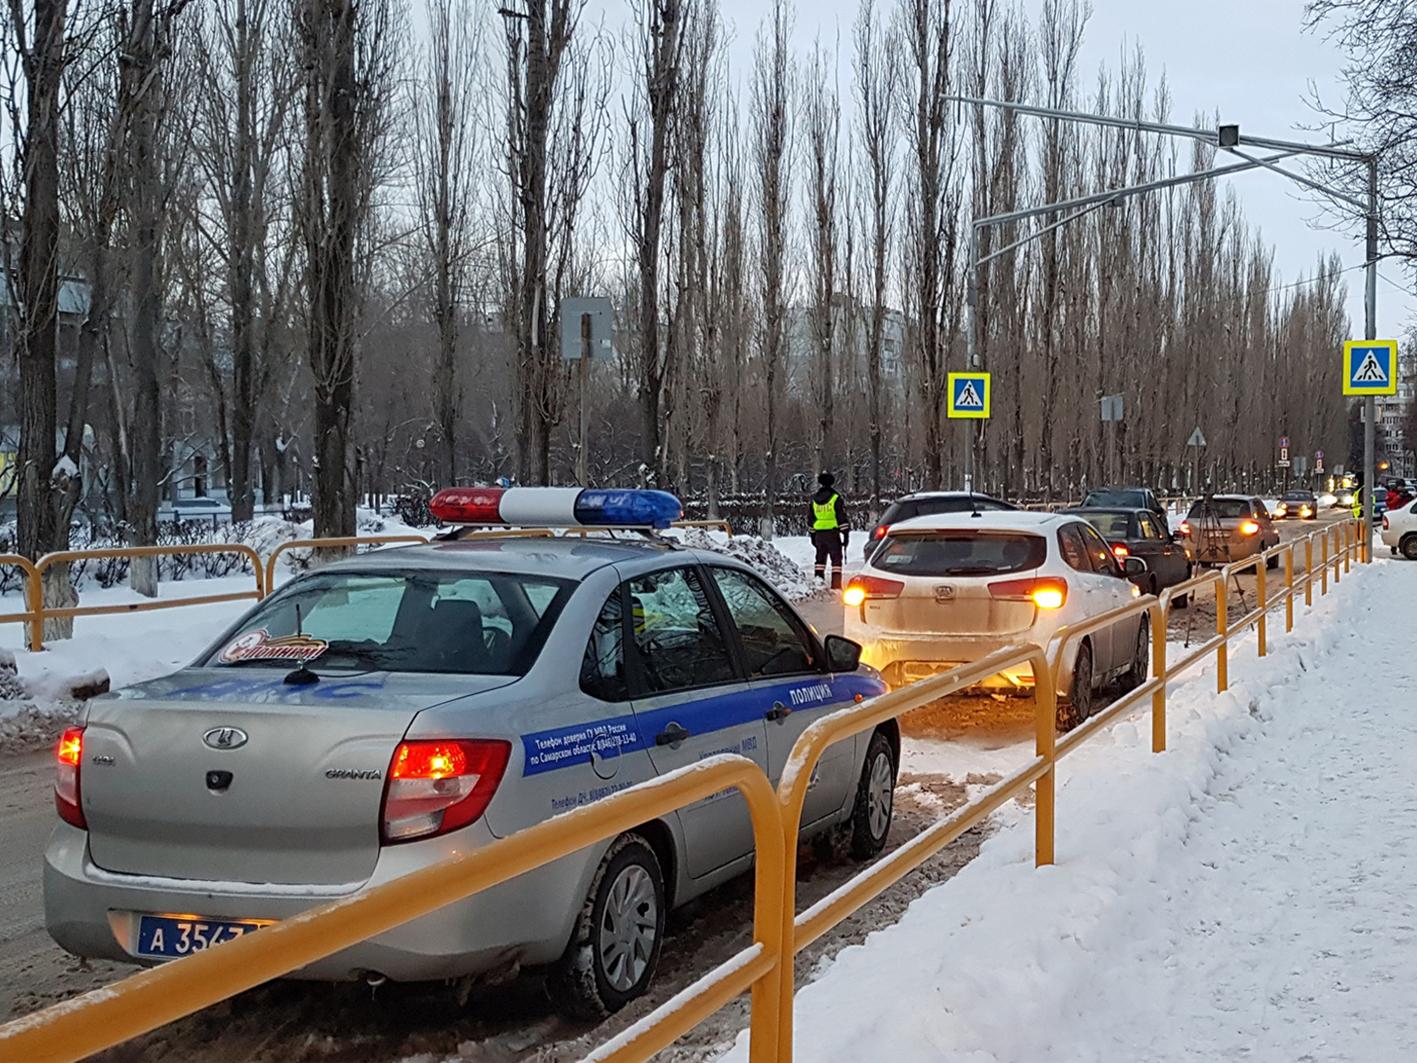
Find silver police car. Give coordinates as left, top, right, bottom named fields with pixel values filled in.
left=45, top=526, right=894, bottom=1017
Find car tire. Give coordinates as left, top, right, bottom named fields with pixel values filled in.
left=1172, top=591, right=1189, bottom=609
left=849, top=730, right=896, bottom=860
left=1401, top=534, right=1417, bottom=562
left=1057, top=642, right=1093, bottom=732
left=1266, top=553, right=1279, bottom=570
left=548, top=833, right=665, bottom=1021
left=1116, top=621, right=1149, bottom=693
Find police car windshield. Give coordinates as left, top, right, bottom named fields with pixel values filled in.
left=201, top=570, right=573, bottom=675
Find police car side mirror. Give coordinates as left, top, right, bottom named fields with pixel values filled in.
left=824, top=634, right=862, bottom=673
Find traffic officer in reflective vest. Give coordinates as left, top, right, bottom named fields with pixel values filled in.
left=809, top=472, right=849, bottom=590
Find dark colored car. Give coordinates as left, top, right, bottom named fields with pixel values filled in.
left=1080, top=487, right=1167, bottom=528
left=1272, top=491, right=1318, bottom=520
left=1066, top=507, right=1194, bottom=605
left=863, top=491, right=1017, bottom=560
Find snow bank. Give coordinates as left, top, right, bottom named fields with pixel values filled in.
left=676, top=529, right=817, bottom=602
left=717, top=556, right=1394, bottom=1063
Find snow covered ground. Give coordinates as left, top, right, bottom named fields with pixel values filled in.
left=718, top=554, right=1412, bottom=1063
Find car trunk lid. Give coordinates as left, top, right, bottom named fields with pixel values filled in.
left=81, top=669, right=516, bottom=886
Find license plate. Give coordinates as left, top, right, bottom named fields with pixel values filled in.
left=135, top=914, right=272, bottom=959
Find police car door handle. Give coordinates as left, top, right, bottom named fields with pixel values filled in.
left=655, top=722, right=691, bottom=746
left=765, top=702, right=791, bottom=722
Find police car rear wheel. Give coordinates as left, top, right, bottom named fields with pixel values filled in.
left=549, top=833, right=665, bottom=1020
left=849, top=731, right=896, bottom=860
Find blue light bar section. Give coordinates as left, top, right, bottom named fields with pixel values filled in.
left=573, top=489, right=683, bottom=529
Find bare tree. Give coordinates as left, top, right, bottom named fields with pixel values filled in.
left=413, top=0, right=481, bottom=486
left=752, top=0, right=791, bottom=533
left=296, top=0, right=397, bottom=538
left=2, top=0, right=96, bottom=623
left=897, top=0, right=956, bottom=489
left=191, top=0, right=296, bottom=521
left=498, top=0, right=585, bottom=484
left=622, top=0, right=685, bottom=486
left=803, top=40, right=839, bottom=475
left=853, top=0, right=896, bottom=521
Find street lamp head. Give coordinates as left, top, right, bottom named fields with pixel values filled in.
left=1218, top=124, right=1240, bottom=148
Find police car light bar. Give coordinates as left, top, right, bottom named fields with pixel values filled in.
left=429, top=487, right=683, bottom=530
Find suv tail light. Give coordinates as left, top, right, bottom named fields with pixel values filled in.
left=381, top=739, right=511, bottom=843
left=989, top=576, right=1068, bottom=610
left=1178, top=520, right=1191, bottom=536
left=1111, top=543, right=1129, bottom=558
left=872, top=525, right=889, bottom=540
left=56, top=726, right=86, bottom=829
left=843, top=575, right=905, bottom=607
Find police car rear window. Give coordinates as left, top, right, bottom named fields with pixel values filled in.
left=201, top=571, right=572, bottom=675
left=874, top=532, right=1046, bottom=576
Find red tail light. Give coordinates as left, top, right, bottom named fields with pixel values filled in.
left=989, top=576, right=1068, bottom=610
left=1240, top=520, right=1260, bottom=536
left=872, top=525, right=889, bottom=540
left=843, top=575, right=905, bottom=607
left=1383, top=515, right=1390, bottom=530
left=381, top=739, right=511, bottom=843
left=1111, top=543, right=1130, bottom=558
left=56, top=726, right=86, bottom=829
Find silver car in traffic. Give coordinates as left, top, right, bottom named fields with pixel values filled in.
left=45, top=535, right=893, bottom=1017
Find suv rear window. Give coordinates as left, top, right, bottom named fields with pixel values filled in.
left=873, top=532, right=1046, bottom=576
left=1078, top=512, right=1133, bottom=539
left=201, top=570, right=573, bottom=676
left=1083, top=489, right=1151, bottom=509
left=880, top=495, right=1016, bottom=525
left=1186, top=499, right=1253, bottom=520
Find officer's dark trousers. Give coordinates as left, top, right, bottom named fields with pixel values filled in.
left=812, top=530, right=844, bottom=589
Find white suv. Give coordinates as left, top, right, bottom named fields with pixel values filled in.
left=1381, top=499, right=1417, bottom=560
left=842, top=511, right=1150, bottom=730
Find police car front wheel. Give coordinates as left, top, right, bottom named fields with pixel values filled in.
left=549, top=832, right=666, bottom=1020
left=849, top=731, right=897, bottom=860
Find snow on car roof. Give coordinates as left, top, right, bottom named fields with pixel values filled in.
left=885, top=509, right=1071, bottom=534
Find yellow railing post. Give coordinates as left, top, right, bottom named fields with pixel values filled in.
left=1344, top=522, right=1352, bottom=574
left=1035, top=660, right=1056, bottom=867
left=26, top=560, right=43, bottom=652
left=1215, top=579, right=1229, bottom=693
left=1333, top=527, right=1341, bottom=584
left=1321, top=531, right=1330, bottom=594
left=1284, top=545, right=1294, bottom=633
left=1255, top=557, right=1267, bottom=658
left=1304, top=536, right=1313, bottom=607
left=1150, top=602, right=1167, bottom=753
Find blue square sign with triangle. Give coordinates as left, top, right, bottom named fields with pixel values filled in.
left=948, top=372, right=991, bottom=419
left=1343, top=340, right=1398, bottom=396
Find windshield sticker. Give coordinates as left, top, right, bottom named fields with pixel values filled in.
left=218, top=629, right=328, bottom=665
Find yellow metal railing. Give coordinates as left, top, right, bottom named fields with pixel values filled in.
left=264, top=535, right=430, bottom=592
left=0, top=520, right=1368, bottom=1063
left=28, top=544, right=266, bottom=653
left=0, top=554, right=41, bottom=643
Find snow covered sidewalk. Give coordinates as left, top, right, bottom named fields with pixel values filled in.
left=721, top=556, right=1416, bottom=1063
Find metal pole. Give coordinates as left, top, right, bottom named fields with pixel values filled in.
left=1363, top=157, right=1378, bottom=559
left=964, top=227, right=978, bottom=491
left=577, top=315, right=590, bottom=487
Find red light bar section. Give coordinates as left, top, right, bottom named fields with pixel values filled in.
left=429, top=487, right=504, bottom=525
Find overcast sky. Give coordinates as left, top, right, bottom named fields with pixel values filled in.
left=710, top=0, right=1414, bottom=339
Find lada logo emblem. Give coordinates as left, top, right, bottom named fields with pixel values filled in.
left=202, top=726, right=249, bottom=751
left=933, top=585, right=956, bottom=601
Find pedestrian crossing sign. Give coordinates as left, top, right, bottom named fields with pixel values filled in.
left=948, top=372, right=991, bottom=419
left=1343, top=340, right=1398, bottom=396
